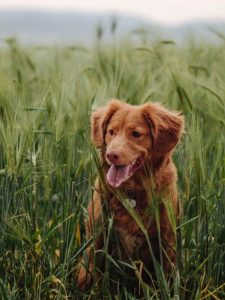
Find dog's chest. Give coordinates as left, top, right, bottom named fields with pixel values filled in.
left=108, top=195, right=153, bottom=255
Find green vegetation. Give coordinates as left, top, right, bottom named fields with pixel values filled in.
left=0, top=35, right=225, bottom=299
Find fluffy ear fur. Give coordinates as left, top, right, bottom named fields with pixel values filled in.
left=142, top=103, right=184, bottom=154
left=91, top=100, right=122, bottom=148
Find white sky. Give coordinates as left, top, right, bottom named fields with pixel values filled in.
left=0, top=0, right=225, bottom=24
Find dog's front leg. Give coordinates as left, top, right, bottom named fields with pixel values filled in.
left=77, top=180, right=103, bottom=291
left=159, top=206, right=177, bottom=275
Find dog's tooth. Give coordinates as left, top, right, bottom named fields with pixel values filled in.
left=131, top=159, right=137, bottom=166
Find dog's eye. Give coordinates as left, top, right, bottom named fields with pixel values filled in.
left=132, top=131, right=142, bottom=138
left=109, top=129, right=114, bottom=136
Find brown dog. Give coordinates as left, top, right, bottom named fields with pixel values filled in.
left=77, top=100, right=184, bottom=291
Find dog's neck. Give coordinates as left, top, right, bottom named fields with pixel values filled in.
left=119, top=189, right=147, bottom=202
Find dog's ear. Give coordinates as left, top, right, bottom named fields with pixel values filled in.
left=142, top=103, right=184, bottom=154
left=91, top=100, right=122, bottom=148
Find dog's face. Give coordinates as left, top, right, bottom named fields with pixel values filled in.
left=91, top=100, right=184, bottom=188
left=104, top=106, right=152, bottom=187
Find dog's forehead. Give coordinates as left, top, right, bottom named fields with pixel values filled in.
left=109, top=106, right=148, bottom=128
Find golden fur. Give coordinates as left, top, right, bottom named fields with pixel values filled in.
left=77, top=100, right=184, bottom=291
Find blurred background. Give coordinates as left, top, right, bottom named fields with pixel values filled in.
left=0, top=0, right=225, bottom=45
left=1, top=2, right=225, bottom=299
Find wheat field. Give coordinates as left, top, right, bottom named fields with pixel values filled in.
left=0, top=34, right=225, bottom=299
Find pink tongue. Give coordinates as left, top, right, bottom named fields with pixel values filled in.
left=106, top=164, right=130, bottom=188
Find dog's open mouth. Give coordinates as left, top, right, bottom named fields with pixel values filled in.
left=106, top=156, right=143, bottom=188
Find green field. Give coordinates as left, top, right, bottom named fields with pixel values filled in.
left=0, top=35, right=225, bottom=299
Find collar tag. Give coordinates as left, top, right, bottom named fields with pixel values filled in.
left=125, top=198, right=136, bottom=208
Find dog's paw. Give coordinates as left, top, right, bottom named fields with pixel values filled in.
left=76, top=264, right=93, bottom=292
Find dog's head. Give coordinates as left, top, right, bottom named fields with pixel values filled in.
left=91, top=100, right=184, bottom=188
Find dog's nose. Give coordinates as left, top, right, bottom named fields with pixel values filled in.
left=106, top=151, right=120, bottom=164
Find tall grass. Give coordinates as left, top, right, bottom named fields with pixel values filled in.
left=0, top=34, right=225, bottom=299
